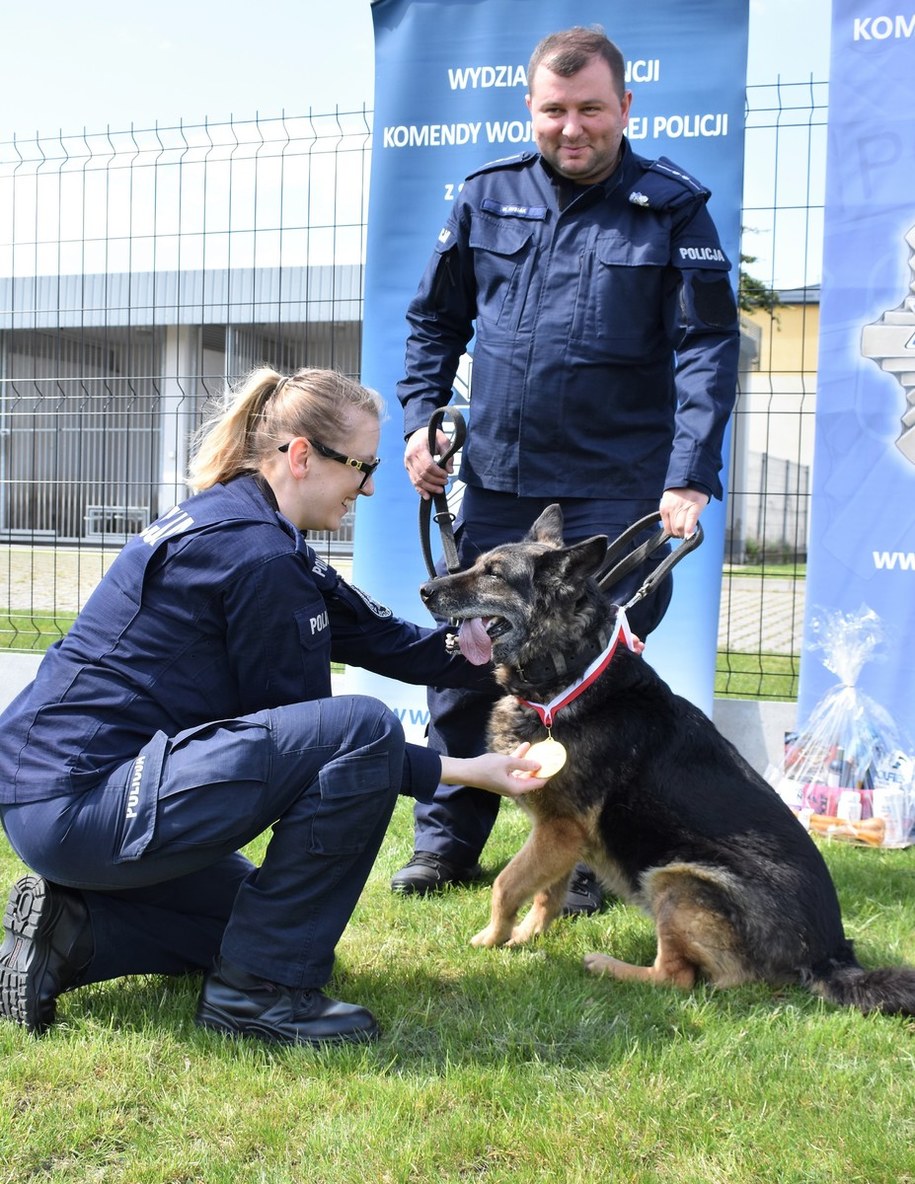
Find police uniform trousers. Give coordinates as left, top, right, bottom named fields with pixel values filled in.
left=2, top=695, right=405, bottom=990
left=416, top=487, right=674, bottom=865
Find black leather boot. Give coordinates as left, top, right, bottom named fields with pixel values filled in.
left=0, top=874, right=94, bottom=1035
left=390, top=852, right=483, bottom=895
left=195, top=957, right=379, bottom=1046
left=562, top=864, right=607, bottom=916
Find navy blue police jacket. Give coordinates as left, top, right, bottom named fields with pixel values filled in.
left=0, top=475, right=490, bottom=805
left=398, top=140, right=740, bottom=502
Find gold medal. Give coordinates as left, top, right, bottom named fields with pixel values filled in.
left=526, top=737, right=567, bottom=778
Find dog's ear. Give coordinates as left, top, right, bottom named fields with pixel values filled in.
left=527, top=503, right=564, bottom=545
left=538, top=534, right=609, bottom=584
left=563, top=534, right=609, bottom=580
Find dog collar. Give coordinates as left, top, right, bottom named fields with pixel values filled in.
left=517, top=609, right=636, bottom=727
left=516, top=623, right=612, bottom=687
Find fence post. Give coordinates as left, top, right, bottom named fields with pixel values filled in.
left=157, top=325, right=198, bottom=519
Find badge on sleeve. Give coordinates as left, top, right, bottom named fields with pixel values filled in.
left=351, top=585, right=393, bottom=618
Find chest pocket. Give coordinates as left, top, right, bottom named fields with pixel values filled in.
left=595, top=232, right=669, bottom=269
left=469, top=212, right=538, bottom=330
left=572, top=229, right=675, bottom=358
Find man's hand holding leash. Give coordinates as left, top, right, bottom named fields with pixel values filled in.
left=405, top=427, right=452, bottom=499
left=659, top=487, right=709, bottom=539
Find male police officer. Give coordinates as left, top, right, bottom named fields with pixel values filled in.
left=392, top=27, right=740, bottom=909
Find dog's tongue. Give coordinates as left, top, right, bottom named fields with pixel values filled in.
left=457, top=618, right=493, bottom=666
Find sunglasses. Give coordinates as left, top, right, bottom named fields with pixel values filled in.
left=278, top=438, right=381, bottom=489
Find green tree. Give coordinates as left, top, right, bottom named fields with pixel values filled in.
left=738, top=252, right=780, bottom=316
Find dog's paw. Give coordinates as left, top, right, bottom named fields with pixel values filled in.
left=471, top=926, right=504, bottom=948
left=505, top=922, right=538, bottom=947
left=583, top=952, right=620, bottom=977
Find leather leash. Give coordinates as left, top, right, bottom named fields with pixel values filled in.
left=596, top=511, right=704, bottom=611
left=416, top=412, right=703, bottom=654
left=419, top=406, right=466, bottom=579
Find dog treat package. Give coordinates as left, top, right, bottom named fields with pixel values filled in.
left=765, top=606, right=915, bottom=848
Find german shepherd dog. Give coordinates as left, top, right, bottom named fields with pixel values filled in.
left=420, top=505, right=915, bottom=1016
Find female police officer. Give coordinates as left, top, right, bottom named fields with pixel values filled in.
left=0, top=367, right=542, bottom=1046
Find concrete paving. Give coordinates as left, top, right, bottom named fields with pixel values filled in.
left=718, top=574, right=806, bottom=656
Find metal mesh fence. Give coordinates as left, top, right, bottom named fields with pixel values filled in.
left=1, top=87, right=827, bottom=697
left=715, top=79, right=827, bottom=698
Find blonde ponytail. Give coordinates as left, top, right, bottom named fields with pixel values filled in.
left=188, top=367, right=383, bottom=492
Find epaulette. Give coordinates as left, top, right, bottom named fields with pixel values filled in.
left=626, top=155, right=710, bottom=212
left=465, top=152, right=537, bottom=180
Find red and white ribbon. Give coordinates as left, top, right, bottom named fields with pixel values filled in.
left=517, top=609, right=637, bottom=727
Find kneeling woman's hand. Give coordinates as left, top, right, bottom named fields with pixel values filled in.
left=440, top=743, right=548, bottom=799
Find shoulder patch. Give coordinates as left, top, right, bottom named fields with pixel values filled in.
left=677, top=243, right=730, bottom=269
left=140, top=505, right=194, bottom=547
left=309, top=550, right=330, bottom=579
left=349, top=584, right=393, bottom=619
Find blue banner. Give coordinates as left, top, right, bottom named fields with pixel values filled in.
left=352, top=0, right=749, bottom=736
left=798, top=3, right=915, bottom=734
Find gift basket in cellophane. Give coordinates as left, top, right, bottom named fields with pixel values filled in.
left=766, top=606, right=914, bottom=848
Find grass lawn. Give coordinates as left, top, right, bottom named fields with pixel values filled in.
left=715, top=651, right=799, bottom=700
left=0, top=614, right=75, bottom=652
left=1, top=799, right=913, bottom=1183
left=724, top=563, right=807, bottom=580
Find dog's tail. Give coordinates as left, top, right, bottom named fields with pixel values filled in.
left=806, top=951, right=915, bottom=1016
